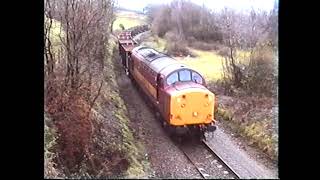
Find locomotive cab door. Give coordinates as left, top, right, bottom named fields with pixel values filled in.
left=156, top=74, right=163, bottom=102
left=156, top=74, right=167, bottom=119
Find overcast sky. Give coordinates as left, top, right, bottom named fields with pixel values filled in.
left=115, top=0, right=278, bottom=12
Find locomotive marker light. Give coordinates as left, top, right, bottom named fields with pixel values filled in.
left=193, top=112, right=198, bottom=117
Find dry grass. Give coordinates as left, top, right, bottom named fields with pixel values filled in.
left=216, top=98, right=278, bottom=161
left=177, top=48, right=225, bottom=81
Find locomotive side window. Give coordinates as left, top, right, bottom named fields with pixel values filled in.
left=179, top=69, right=191, bottom=81
left=192, top=71, right=203, bottom=84
left=167, top=72, right=179, bottom=85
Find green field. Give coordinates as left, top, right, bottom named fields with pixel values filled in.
left=113, top=10, right=147, bottom=31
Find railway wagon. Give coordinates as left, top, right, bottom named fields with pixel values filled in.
left=127, top=46, right=217, bottom=139
left=118, top=32, right=138, bottom=74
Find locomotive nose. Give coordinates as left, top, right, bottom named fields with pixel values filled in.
left=169, top=88, right=216, bottom=126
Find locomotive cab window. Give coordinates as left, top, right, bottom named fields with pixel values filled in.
left=179, top=69, right=192, bottom=81
left=191, top=71, right=203, bottom=84
left=167, top=72, right=179, bottom=85
left=166, top=69, right=204, bottom=86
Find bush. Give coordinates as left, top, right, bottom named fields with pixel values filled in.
left=219, top=45, right=277, bottom=97
left=119, top=24, right=125, bottom=30
left=242, top=46, right=277, bottom=97
left=44, top=114, right=65, bottom=178
left=164, top=31, right=190, bottom=56
left=217, top=46, right=230, bottom=57
left=47, top=88, right=92, bottom=173
left=189, top=40, right=223, bottom=51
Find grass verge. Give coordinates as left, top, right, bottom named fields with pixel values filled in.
left=104, top=39, right=151, bottom=178
left=216, top=106, right=278, bottom=161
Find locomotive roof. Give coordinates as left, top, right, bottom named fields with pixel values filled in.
left=149, top=57, right=187, bottom=75
left=132, top=46, right=192, bottom=75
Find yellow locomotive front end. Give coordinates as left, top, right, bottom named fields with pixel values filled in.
left=169, top=88, right=216, bottom=127
left=159, top=67, right=217, bottom=139
left=167, top=87, right=217, bottom=137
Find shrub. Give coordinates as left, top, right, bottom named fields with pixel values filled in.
left=49, top=90, right=92, bottom=172
left=119, top=24, right=125, bottom=30
left=44, top=113, right=65, bottom=178
left=164, top=31, right=190, bottom=56
left=189, top=41, right=215, bottom=51
left=242, top=46, right=277, bottom=97
left=220, top=45, right=277, bottom=97
left=217, top=47, right=230, bottom=57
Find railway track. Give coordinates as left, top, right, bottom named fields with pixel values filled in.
left=202, top=140, right=241, bottom=179
left=175, top=137, right=240, bottom=179
left=179, top=145, right=210, bottom=179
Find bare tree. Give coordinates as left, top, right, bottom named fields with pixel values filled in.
left=147, top=0, right=222, bottom=42
left=218, top=8, right=244, bottom=88
left=171, top=0, right=185, bottom=40
left=44, top=0, right=115, bottom=175
left=45, top=0, right=114, bottom=92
